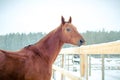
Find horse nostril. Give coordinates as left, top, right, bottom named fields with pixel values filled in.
left=80, top=40, right=84, bottom=44
left=80, top=40, right=83, bottom=43
left=78, top=39, right=85, bottom=46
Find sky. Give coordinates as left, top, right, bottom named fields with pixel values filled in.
left=0, top=0, right=120, bottom=35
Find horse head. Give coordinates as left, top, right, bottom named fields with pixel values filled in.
left=60, top=16, right=85, bottom=46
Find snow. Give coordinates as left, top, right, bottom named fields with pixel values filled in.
left=53, top=70, right=120, bottom=80
left=89, top=70, right=120, bottom=80
left=53, top=57, right=120, bottom=80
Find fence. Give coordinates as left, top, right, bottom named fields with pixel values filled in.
left=52, top=40, right=120, bottom=80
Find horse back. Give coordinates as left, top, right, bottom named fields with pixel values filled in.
left=0, top=48, right=52, bottom=80
left=0, top=49, right=27, bottom=80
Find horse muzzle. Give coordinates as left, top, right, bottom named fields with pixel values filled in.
left=78, top=39, right=85, bottom=46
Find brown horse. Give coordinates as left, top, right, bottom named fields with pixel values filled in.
left=0, top=16, right=85, bottom=80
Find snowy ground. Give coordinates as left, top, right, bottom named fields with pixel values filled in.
left=86, top=70, right=120, bottom=80
left=53, top=70, right=120, bottom=80
left=53, top=56, right=120, bottom=80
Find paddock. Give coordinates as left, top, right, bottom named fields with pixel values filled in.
left=52, top=40, right=120, bottom=80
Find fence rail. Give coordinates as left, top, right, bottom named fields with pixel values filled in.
left=52, top=40, right=120, bottom=80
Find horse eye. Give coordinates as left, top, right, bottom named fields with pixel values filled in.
left=66, top=28, right=71, bottom=32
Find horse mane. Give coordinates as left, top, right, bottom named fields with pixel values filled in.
left=35, top=25, right=62, bottom=47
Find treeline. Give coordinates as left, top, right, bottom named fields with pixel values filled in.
left=0, top=30, right=120, bottom=51
left=0, top=32, right=46, bottom=50
left=82, top=30, right=120, bottom=45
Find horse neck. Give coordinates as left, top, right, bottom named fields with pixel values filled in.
left=35, top=27, right=64, bottom=63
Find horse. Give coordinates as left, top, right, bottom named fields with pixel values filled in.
left=0, top=16, right=85, bottom=80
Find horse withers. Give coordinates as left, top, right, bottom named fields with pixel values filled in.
left=0, top=16, right=85, bottom=80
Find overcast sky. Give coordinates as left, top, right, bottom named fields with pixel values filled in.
left=0, top=0, right=120, bottom=35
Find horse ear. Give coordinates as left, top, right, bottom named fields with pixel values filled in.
left=68, top=16, right=72, bottom=23
left=61, top=16, right=65, bottom=24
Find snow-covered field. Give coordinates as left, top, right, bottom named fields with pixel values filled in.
left=89, top=70, right=120, bottom=80
left=53, top=70, right=120, bottom=80
left=53, top=56, right=120, bottom=80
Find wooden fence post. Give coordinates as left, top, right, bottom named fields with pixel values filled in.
left=80, top=54, right=85, bottom=77
left=101, top=54, right=105, bottom=80
left=61, top=54, right=64, bottom=80
left=85, top=54, right=88, bottom=80
left=89, top=54, right=91, bottom=76
left=52, top=69, right=56, bottom=80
